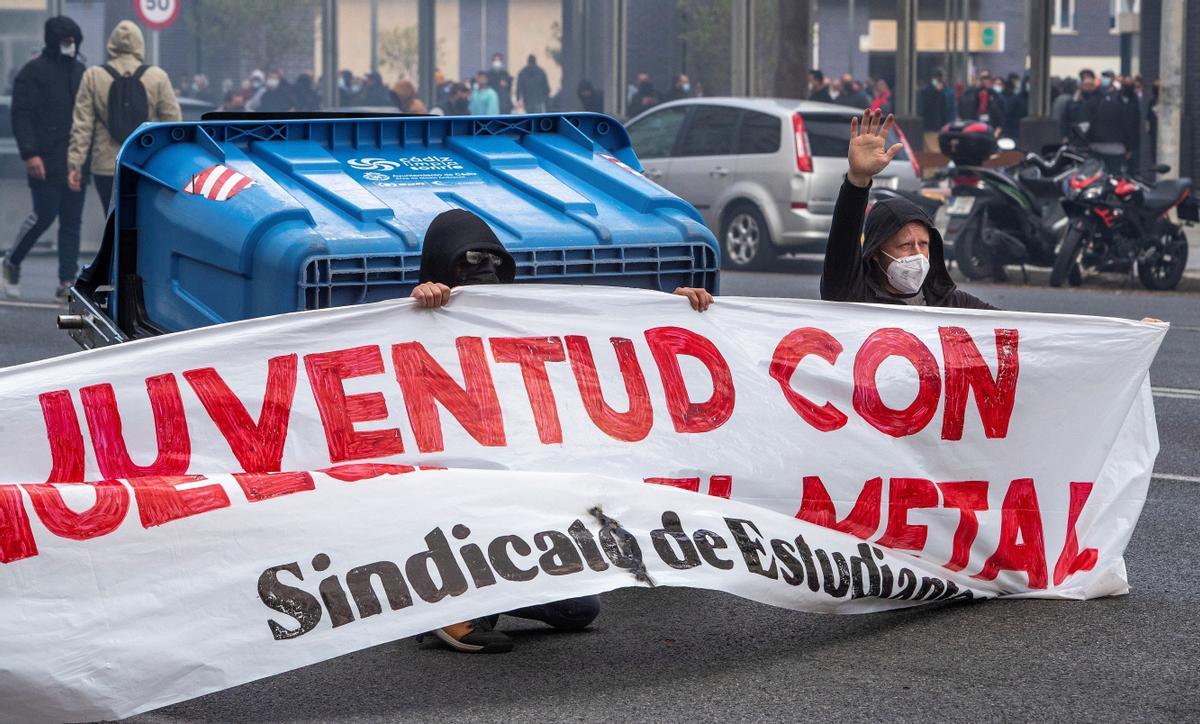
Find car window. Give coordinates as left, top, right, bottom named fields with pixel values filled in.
left=737, top=111, right=781, bottom=154
left=677, top=106, right=741, bottom=157
left=627, top=107, right=688, bottom=159
left=803, top=114, right=909, bottom=160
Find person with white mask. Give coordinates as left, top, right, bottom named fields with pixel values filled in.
left=820, top=109, right=996, bottom=309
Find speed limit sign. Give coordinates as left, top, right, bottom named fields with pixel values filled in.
left=134, top=0, right=180, bottom=31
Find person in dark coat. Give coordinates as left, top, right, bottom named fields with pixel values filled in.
left=821, top=110, right=995, bottom=310
left=957, top=70, right=1007, bottom=127
left=3, top=15, right=86, bottom=300
left=809, top=70, right=832, bottom=103
left=515, top=54, right=550, bottom=113
left=486, top=53, right=514, bottom=114
left=257, top=70, right=295, bottom=113
left=577, top=79, right=603, bottom=113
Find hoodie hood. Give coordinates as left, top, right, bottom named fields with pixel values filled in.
left=419, top=210, right=516, bottom=285
left=861, top=196, right=956, bottom=304
left=44, top=15, right=82, bottom=56
left=107, top=20, right=145, bottom=62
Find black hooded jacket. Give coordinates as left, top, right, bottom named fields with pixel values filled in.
left=418, top=209, right=516, bottom=285
left=11, top=16, right=85, bottom=184
left=820, top=178, right=996, bottom=309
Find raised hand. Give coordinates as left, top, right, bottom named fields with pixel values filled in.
left=846, top=109, right=904, bottom=188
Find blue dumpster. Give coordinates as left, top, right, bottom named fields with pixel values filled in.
left=64, top=113, right=719, bottom=347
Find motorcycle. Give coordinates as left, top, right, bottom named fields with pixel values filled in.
left=943, top=143, right=1087, bottom=281
left=1050, top=160, right=1197, bottom=290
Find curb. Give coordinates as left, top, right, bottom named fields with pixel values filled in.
left=951, top=265, right=1200, bottom=293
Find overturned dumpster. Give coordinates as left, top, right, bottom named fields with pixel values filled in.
left=61, top=114, right=719, bottom=348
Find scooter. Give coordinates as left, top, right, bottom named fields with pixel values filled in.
left=943, top=143, right=1086, bottom=281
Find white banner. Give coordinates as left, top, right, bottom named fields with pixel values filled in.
left=0, top=286, right=1166, bottom=720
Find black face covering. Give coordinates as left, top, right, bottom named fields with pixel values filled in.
left=457, top=255, right=501, bottom=286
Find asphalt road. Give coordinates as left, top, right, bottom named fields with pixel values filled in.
left=1, top=257, right=1198, bottom=723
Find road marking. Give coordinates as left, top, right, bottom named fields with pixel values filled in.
left=1152, top=386, right=1200, bottom=400
left=0, top=299, right=62, bottom=310
left=1154, top=473, right=1200, bottom=483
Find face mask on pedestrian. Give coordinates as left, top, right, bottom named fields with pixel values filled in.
left=879, top=251, right=930, bottom=294
left=1101, top=77, right=1112, bottom=89
left=266, top=78, right=280, bottom=90
left=59, top=41, right=76, bottom=58
left=492, top=59, right=503, bottom=70
left=350, top=83, right=362, bottom=94
left=1112, top=81, right=1122, bottom=91
left=993, top=83, right=1003, bottom=93
left=681, top=83, right=691, bottom=92
left=251, top=78, right=263, bottom=89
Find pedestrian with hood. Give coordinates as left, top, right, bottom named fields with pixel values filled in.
left=821, top=110, right=995, bottom=309
left=516, top=54, right=550, bottom=113
left=3, top=15, right=87, bottom=300
left=66, top=20, right=181, bottom=213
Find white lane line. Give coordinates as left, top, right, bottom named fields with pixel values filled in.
left=1153, top=386, right=1200, bottom=400
left=1154, top=473, right=1200, bottom=483
left=0, top=299, right=62, bottom=310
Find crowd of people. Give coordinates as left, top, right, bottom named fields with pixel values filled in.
left=807, top=66, right=1156, bottom=172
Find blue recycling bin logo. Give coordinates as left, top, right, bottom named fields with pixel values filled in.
left=345, top=155, right=480, bottom=187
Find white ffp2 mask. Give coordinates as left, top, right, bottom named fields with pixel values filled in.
left=881, top=251, right=930, bottom=294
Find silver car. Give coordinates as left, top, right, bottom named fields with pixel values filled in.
left=626, top=97, right=921, bottom=270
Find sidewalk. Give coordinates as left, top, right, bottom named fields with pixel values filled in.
left=0, top=176, right=105, bottom=259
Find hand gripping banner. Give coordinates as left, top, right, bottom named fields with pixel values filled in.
left=0, top=286, right=1165, bottom=720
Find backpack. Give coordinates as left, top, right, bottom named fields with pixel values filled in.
left=102, top=64, right=150, bottom=143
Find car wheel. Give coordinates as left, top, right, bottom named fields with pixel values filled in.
left=720, top=204, right=775, bottom=271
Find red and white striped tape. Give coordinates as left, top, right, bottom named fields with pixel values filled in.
left=182, top=164, right=256, bottom=201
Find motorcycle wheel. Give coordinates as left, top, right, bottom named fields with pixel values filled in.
left=955, top=211, right=995, bottom=281
left=1050, top=223, right=1087, bottom=288
left=1137, top=227, right=1189, bottom=291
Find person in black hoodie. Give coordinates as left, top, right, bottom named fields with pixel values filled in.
left=3, top=15, right=86, bottom=300
left=821, top=110, right=995, bottom=310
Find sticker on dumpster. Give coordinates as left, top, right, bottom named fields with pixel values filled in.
left=601, top=153, right=643, bottom=177
left=182, top=165, right=256, bottom=201
left=345, top=155, right=480, bottom=187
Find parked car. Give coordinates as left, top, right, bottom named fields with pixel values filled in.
left=626, top=97, right=921, bottom=270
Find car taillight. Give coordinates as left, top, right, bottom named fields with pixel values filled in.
left=895, top=123, right=920, bottom=177
left=793, top=112, right=812, bottom=173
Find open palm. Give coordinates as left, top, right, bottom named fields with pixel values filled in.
left=847, top=109, right=904, bottom=187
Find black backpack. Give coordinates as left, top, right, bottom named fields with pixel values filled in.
left=102, top=64, right=150, bottom=143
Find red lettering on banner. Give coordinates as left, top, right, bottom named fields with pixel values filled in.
left=876, top=477, right=939, bottom=551
left=645, top=476, right=701, bottom=492
left=22, top=479, right=129, bottom=540
left=565, top=336, right=653, bottom=442
left=1053, top=481, right=1099, bottom=585
left=39, top=390, right=85, bottom=482
left=304, top=346, right=404, bottom=463
left=183, top=354, right=298, bottom=473
left=321, top=463, right=417, bottom=482
left=769, top=327, right=848, bottom=432
left=233, top=471, right=315, bottom=502
left=708, top=474, right=733, bottom=499
left=392, top=337, right=505, bottom=454
left=852, top=329, right=941, bottom=437
left=795, top=475, right=882, bottom=539
left=644, top=327, right=735, bottom=434
left=937, top=480, right=989, bottom=571
left=975, top=478, right=1048, bottom=589
left=81, top=375, right=192, bottom=479
left=940, top=327, right=1020, bottom=440
left=0, top=485, right=37, bottom=563
left=490, top=337, right=566, bottom=445
left=126, top=475, right=230, bottom=528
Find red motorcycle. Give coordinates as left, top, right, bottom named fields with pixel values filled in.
left=1051, top=160, right=1198, bottom=290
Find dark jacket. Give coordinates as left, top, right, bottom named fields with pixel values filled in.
left=958, top=87, right=1007, bottom=126
left=1087, top=90, right=1139, bottom=151
left=820, top=178, right=996, bottom=309
left=917, top=82, right=949, bottom=131
left=419, top=209, right=516, bottom=285
left=10, top=16, right=84, bottom=184
left=516, top=62, right=550, bottom=111
left=1061, top=89, right=1101, bottom=140
left=810, top=87, right=833, bottom=103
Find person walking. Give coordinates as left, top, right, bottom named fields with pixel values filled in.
left=917, top=70, right=950, bottom=150
left=468, top=71, right=499, bottom=115
left=3, top=15, right=87, bottom=300
left=66, top=20, right=181, bottom=213
left=486, top=53, right=514, bottom=114
left=516, top=54, right=550, bottom=113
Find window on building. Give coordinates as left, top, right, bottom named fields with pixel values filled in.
left=1053, top=0, right=1076, bottom=33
